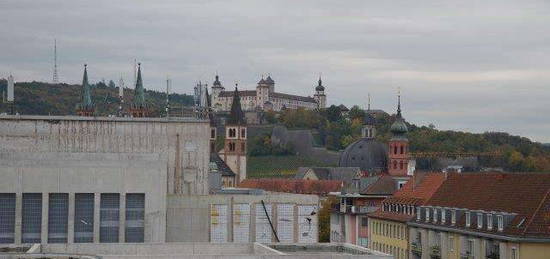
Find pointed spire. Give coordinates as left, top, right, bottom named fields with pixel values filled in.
left=368, top=93, right=371, bottom=111
left=228, top=85, right=245, bottom=125
left=396, top=87, right=402, bottom=118
left=133, top=62, right=146, bottom=108
left=81, top=64, right=92, bottom=108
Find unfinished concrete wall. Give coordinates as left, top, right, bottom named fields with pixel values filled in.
left=0, top=115, right=210, bottom=195
left=166, top=193, right=319, bottom=243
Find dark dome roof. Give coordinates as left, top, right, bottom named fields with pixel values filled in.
left=265, top=75, right=274, bottom=84
left=390, top=117, right=408, bottom=136
left=364, top=113, right=376, bottom=125
left=315, top=78, right=325, bottom=91
left=339, top=138, right=388, bottom=172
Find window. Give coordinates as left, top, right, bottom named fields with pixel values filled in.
left=451, top=210, right=456, bottom=225
left=228, top=128, right=236, bottom=138
left=465, top=212, right=471, bottom=227
left=433, top=208, right=438, bottom=223
left=240, top=129, right=246, bottom=138
left=399, top=161, right=404, bottom=170
left=100, top=193, right=120, bottom=243
left=416, top=207, right=421, bottom=221
left=449, top=236, right=454, bottom=252
left=210, top=128, right=216, bottom=139
left=511, top=247, right=517, bottom=259
left=361, top=217, right=368, bottom=227
left=477, top=213, right=483, bottom=229
left=229, top=142, right=235, bottom=151
left=467, top=239, right=474, bottom=254
left=497, top=215, right=504, bottom=231
left=426, top=208, right=430, bottom=222
left=74, top=193, right=94, bottom=243
left=487, top=214, right=493, bottom=230
left=0, top=194, right=16, bottom=244
left=441, top=209, right=446, bottom=224
left=393, top=161, right=397, bottom=169
left=400, top=146, right=404, bottom=154
left=48, top=193, right=69, bottom=243
left=22, top=193, right=42, bottom=243
left=394, top=146, right=398, bottom=154
left=125, top=193, right=145, bottom=243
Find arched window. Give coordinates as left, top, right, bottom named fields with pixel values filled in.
left=393, top=160, right=397, bottom=169
left=400, top=146, right=404, bottom=154
left=394, top=146, right=398, bottom=154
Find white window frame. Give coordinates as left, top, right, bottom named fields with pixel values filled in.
left=448, top=235, right=454, bottom=252
left=487, top=214, right=493, bottom=230
left=497, top=215, right=504, bottom=231
left=511, top=247, right=517, bottom=259
left=441, top=209, right=446, bottom=224
left=451, top=210, right=456, bottom=225
left=465, top=212, right=471, bottom=227
left=433, top=208, right=438, bottom=223
left=416, top=207, right=421, bottom=221
left=426, top=208, right=431, bottom=222
left=477, top=213, right=483, bottom=229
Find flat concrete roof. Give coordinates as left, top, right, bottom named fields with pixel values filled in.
left=0, top=114, right=208, bottom=123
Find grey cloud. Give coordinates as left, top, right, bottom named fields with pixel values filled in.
left=0, top=0, right=549, bottom=142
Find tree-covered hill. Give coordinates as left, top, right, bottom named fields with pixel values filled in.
left=259, top=105, right=550, bottom=172
left=0, top=79, right=194, bottom=116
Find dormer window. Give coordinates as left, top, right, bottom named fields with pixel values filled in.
left=477, top=213, right=483, bottom=229
left=426, top=208, right=431, bottom=222
left=442, top=209, right=446, bottom=224
left=433, top=208, right=438, bottom=223
left=416, top=207, right=421, bottom=221
left=466, top=212, right=471, bottom=227
left=497, top=215, right=504, bottom=231
left=487, top=214, right=493, bottom=230
left=451, top=210, right=456, bottom=225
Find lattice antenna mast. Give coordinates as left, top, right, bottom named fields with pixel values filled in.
left=53, top=39, right=59, bottom=83
left=166, top=76, right=171, bottom=117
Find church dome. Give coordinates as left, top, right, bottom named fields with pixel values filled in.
left=315, top=78, right=325, bottom=91
left=339, top=138, right=388, bottom=173
left=390, top=117, right=408, bottom=136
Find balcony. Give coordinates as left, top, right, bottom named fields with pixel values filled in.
left=430, top=245, right=441, bottom=259
left=460, top=251, right=474, bottom=259
left=411, top=242, right=422, bottom=257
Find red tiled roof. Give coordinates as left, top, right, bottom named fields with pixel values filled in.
left=369, top=173, right=445, bottom=222
left=421, top=173, right=550, bottom=238
left=238, top=179, right=343, bottom=195
left=363, top=175, right=399, bottom=195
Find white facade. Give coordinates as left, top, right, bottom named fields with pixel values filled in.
left=210, top=76, right=323, bottom=112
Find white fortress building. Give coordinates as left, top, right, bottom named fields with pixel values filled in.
left=210, top=75, right=327, bottom=112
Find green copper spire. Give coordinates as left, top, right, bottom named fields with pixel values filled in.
left=81, top=64, right=93, bottom=108
left=133, top=63, right=146, bottom=107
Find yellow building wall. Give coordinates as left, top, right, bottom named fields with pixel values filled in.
left=520, top=243, right=550, bottom=259
left=369, top=218, right=409, bottom=259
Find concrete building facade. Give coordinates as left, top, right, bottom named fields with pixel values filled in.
left=0, top=115, right=210, bottom=245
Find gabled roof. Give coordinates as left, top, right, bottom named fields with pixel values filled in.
left=362, top=174, right=399, bottom=195
left=209, top=153, right=235, bottom=177
left=238, top=179, right=343, bottom=195
left=368, top=173, right=446, bottom=222
left=295, top=167, right=361, bottom=184
left=338, top=104, right=349, bottom=111
left=414, top=173, right=550, bottom=238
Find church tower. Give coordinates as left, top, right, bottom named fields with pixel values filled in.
left=210, top=74, right=224, bottom=111
left=76, top=64, right=94, bottom=116
left=361, top=113, right=376, bottom=139
left=129, top=63, right=148, bottom=117
left=222, top=87, right=247, bottom=183
left=388, top=92, right=409, bottom=176
left=314, top=76, right=326, bottom=109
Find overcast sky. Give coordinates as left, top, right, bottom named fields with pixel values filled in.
left=1, top=0, right=549, bottom=142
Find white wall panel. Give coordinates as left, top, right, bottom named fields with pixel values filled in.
left=298, top=205, right=318, bottom=243
left=232, top=203, right=250, bottom=243
left=210, top=204, right=227, bottom=243
left=255, top=204, right=272, bottom=243
left=277, top=203, right=294, bottom=243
